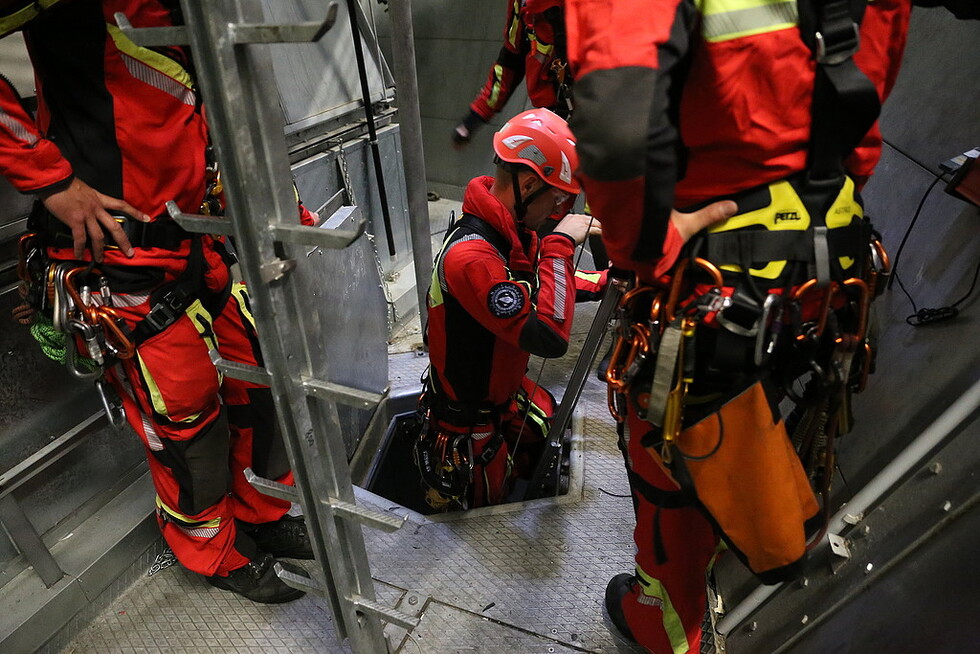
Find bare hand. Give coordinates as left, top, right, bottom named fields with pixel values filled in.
left=553, top=212, right=602, bottom=246
left=670, top=200, right=738, bottom=243
left=40, top=178, right=151, bottom=261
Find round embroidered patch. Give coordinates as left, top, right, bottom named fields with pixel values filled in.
left=487, top=282, right=525, bottom=318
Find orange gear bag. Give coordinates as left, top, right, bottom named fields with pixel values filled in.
left=654, top=380, right=819, bottom=584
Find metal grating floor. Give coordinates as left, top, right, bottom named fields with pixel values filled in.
left=58, top=205, right=647, bottom=653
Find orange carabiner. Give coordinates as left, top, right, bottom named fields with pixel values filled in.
left=96, top=305, right=136, bottom=360
left=791, top=279, right=838, bottom=342
left=16, top=233, right=39, bottom=284
left=664, top=257, right=724, bottom=323
left=841, top=278, right=870, bottom=342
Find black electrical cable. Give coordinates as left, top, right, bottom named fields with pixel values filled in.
left=886, top=175, right=944, bottom=290
left=897, top=255, right=980, bottom=326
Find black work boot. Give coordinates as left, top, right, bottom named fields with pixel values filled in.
left=603, top=574, right=649, bottom=653
left=250, top=514, right=314, bottom=559
left=205, top=553, right=306, bottom=604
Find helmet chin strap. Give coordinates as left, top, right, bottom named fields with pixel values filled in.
left=511, top=169, right=551, bottom=227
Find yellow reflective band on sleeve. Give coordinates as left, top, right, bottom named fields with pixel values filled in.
left=696, top=0, right=798, bottom=42
left=106, top=23, right=194, bottom=89
left=0, top=0, right=63, bottom=38
left=489, top=64, right=506, bottom=109
left=635, top=564, right=691, bottom=654
left=575, top=271, right=602, bottom=285
left=708, top=180, right=810, bottom=279
left=507, top=0, right=522, bottom=48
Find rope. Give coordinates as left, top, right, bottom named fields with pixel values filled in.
left=29, top=314, right=98, bottom=372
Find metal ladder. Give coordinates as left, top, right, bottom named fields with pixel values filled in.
left=117, top=2, right=417, bottom=652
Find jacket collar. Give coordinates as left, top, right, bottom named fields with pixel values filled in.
left=461, top=176, right=537, bottom=273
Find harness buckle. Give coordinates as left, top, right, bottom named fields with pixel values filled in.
left=144, top=287, right=189, bottom=332
left=815, top=23, right=860, bottom=66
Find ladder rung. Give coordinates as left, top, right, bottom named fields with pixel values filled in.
left=259, top=258, right=298, bottom=284
left=209, top=350, right=272, bottom=385
left=272, top=217, right=365, bottom=250
left=302, top=377, right=384, bottom=411
left=244, top=468, right=300, bottom=503
left=275, top=562, right=324, bottom=594
left=114, top=13, right=189, bottom=46
left=327, top=498, right=407, bottom=533
left=166, top=201, right=233, bottom=235
left=350, top=594, right=420, bottom=630
left=230, top=3, right=338, bottom=44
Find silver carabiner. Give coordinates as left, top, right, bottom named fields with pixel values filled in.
left=95, top=377, right=127, bottom=432
left=754, top=293, right=785, bottom=367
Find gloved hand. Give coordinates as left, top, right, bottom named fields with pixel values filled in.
left=452, top=109, right=487, bottom=148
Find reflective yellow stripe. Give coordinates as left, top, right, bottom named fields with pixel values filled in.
left=635, top=565, right=691, bottom=654
left=489, top=64, right=506, bottom=109
left=528, top=32, right=554, bottom=56
left=697, top=0, right=798, bottom=42
left=156, top=496, right=221, bottom=528
left=0, top=0, right=63, bottom=37
left=138, top=350, right=172, bottom=419
left=507, top=0, right=522, bottom=48
left=138, top=298, right=213, bottom=422
left=106, top=23, right=194, bottom=88
left=229, top=282, right=257, bottom=332
left=575, top=271, right=602, bottom=285
left=428, top=263, right=444, bottom=308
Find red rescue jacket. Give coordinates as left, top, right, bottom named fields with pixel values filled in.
left=470, top=0, right=568, bottom=121
left=0, top=0, right=209, bottom=269
left=565, top=0, right=912, bottom=282
left=425, top=175, right=578, bottom=408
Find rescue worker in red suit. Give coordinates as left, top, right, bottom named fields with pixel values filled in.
left=561, top=0, right=976, bottom=651
left=452, top=0, right=573, bottom=146
left=0, top=0, right=313, bottom=603
left=416, top=109, right=603, bottom=510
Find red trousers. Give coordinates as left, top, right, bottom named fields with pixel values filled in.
left=448, top=377, right=556, bottom=508
left=97, top=240, right=291, bottom=577
left=618, top=412, right=720, bottom=654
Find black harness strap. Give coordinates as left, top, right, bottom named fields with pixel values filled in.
left=455, top=213, right=511, bottom=260
left=129, top=236, right=209, bottom=345
left=702, top=221, right=868, bottom=268
left=798, top=0, right=880, bottom=185
left=29, top=205, right=193, bottom=252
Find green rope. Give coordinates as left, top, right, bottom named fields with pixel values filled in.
left=29, top=314, right=98, bottom=372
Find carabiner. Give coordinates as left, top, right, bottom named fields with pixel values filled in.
left=664, top=258, right=724, bottom=323
left=840, top=278, right=870, bottom=343
left=753, top=292, right=785, bottom=367
left=95, top=377, right=127, bottom=432
left=791, top=279, right=838, bottom=342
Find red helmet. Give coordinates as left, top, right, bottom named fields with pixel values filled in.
left=493, top=109, right=581, bottom=194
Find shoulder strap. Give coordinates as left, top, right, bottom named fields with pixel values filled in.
left=797, top=0, right=881, bottom=185
left=0, top=0, right=66, bottom=38
left=454, top=213, right=512, bottom=260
